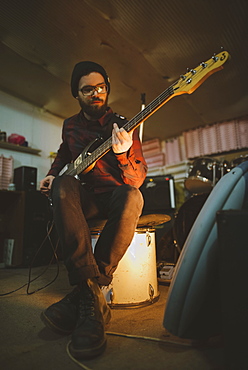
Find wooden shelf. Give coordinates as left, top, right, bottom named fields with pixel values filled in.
left=0, top=141, right=41, bottom=155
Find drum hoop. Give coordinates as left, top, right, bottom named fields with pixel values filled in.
left=135, top=227, right=155, bottom=233
left=186, top=176, right=213, bottom=184
left=108, top=294, right=160, bottom=309
left=192, top=156, right=219, bottom=163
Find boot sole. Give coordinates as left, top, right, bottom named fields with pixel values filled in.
left=40, top=311, right=75, bottom=335
left=68, top=335, right=107, bottom=359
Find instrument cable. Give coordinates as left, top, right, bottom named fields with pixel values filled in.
left=66, top=332, right=193, bottom=370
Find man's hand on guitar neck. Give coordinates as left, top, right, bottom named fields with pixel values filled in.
left=40, top=175, right=55, bottom=196
left=112, top=123, right=133, bottom=154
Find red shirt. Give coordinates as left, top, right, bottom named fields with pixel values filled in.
left=47, top=108, right=147, bottom=193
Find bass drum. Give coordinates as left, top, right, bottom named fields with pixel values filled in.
left=185, top=157, right=220, bottom=194
left=157, top=193, right=209, bottom=264
left=174, top=193, right=209, bottom=252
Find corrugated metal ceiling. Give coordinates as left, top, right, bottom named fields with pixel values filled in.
left=0, top=0, right=248, bottom=141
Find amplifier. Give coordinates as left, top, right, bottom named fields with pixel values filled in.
left=140, top=175, right=176, bottom=214
left=14, top=166, right=37, bottom=191
left=217, top=209, right=248, bottom=369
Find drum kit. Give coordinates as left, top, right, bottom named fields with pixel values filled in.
left=160, top=155, right=248, bottom=263
left=185, top=157, right=230, bottom=194
left=185, top=154, right=248, bottom=194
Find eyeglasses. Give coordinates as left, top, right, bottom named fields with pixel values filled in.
left=79, top=84, right=108, bottom=96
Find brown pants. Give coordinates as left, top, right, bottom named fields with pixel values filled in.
left=51, top=176, right=144, bottom=286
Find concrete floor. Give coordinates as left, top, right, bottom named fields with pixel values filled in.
left=0, top=263, right=227, bottom=370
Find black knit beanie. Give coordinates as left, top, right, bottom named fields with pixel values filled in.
left=71, top=61, right=110, bottom=98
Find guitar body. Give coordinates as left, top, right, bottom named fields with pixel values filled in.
left=59, top=136, right=105, bottom=177
left=80, top=136, right=105, bottom=175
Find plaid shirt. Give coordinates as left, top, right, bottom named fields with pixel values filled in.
left=48, top=107, right=147, bottom=193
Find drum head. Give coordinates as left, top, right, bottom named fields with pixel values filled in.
left=157, top=194, right=208, bottom=264
left=174, top=193, right=209, bottom=250
left=184, top=177, right=213, bottom=193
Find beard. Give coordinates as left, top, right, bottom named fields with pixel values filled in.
left=78, top=96, right=108, bottom=120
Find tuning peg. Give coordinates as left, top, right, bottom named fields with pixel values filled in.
left=200, top=62, right=208, bottom=68
left=180, top=74, right=186, bottom=80
left=212, top=53, right=219, bottom=62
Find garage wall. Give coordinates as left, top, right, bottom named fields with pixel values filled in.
left=0, top=90, right=63, bottom=186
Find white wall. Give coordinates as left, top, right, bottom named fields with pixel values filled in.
left=0, top=90, right=63, bottom=187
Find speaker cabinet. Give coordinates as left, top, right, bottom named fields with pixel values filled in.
left=140, top=175, right=176, bottom=214
left=22, top=191, right=59, bottom=267
left=217, top=209, right=248, bottom=369
left=0, top=190, right=59, bottom=267
left=14, top=166, right=37, bottom=191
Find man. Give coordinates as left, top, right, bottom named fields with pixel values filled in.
left=39, top=61, right=147, bottom=359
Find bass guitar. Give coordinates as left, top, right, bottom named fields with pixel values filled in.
left=59, top=50, right=230, bottom=177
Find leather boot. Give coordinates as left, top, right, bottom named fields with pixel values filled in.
left=41, top=286, right=80, bottom=335
left=69, top=278, right=111, bottom=359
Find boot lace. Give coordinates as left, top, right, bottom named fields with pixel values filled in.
left=78, top=291, right=95, bottom=320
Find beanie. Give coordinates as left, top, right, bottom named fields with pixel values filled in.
left=71, top=61, right=110, bottom=98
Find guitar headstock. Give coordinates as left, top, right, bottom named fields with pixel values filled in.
left=173, top=50, right=230, bottom=95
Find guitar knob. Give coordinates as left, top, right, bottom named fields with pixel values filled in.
left=200, top=62, right=208, bottom=68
